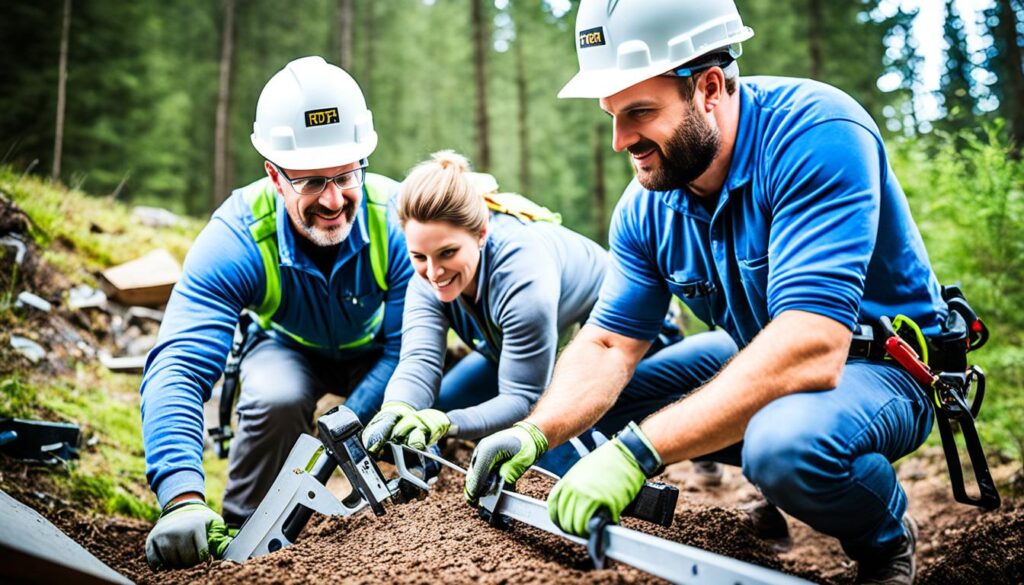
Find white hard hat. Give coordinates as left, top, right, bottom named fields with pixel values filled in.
left=558, top=0, right=754, bottom=99
left=251, top=56, right=378, bottom=170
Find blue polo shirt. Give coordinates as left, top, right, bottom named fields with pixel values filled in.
left=590, top=76, right=946, bottom=348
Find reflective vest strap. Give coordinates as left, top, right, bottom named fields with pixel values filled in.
left=242, top=178, right=282, bottom=327
left=364, top=174, right=391, bottom=292
left=241, top=175, right=392, bottom=350
left=483, top=192, right=562, bottom=225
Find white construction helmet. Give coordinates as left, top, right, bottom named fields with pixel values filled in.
left=251, top=56, right=378, bottom=170
left=558, top=0, right=754, bottom=99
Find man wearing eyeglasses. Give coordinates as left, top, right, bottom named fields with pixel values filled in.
left=140, top=56, right=413, bottom=570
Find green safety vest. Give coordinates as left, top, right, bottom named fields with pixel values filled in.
left=241, top=174, right=391, bottom=349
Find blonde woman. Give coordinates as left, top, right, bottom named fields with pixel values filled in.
left=359, top=150, right=609, bottom=470
left=360, top=150, right=721, bottom=483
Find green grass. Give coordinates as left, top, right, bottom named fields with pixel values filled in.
left=0, top=167, right=219, bottom=521
left=0, top=166, right=202, bottom=274
left=0, top=375, right=38, bottom=418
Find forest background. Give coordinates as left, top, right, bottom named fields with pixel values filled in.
left=1, top=0, right=1023, bottom=460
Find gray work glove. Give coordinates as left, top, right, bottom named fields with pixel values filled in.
left=464, top=421, right=548, bottom=504
left=145, top=500, right=231, bottom=571
left=361, top=401, right=417, bottom=455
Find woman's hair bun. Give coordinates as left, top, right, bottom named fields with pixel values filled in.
left=432, top=149, right=470, bottom=173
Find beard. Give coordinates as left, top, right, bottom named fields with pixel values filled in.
left=630, top=101, right=721, bottom=191
left=295, top=200, right=357, bottom=247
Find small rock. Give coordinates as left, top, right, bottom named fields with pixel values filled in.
left=68, top=285, right=107, bottom=310
left=15, top=291, right=52, bottom=312
left=10, top=335, right=46, bottom=363
left=132, top=205, right=182, bottom=228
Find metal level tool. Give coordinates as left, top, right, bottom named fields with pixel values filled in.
left=399, top=444, right=812, bottom=585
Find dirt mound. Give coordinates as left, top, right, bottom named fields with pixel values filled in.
left=4, top=445, right=1024, bottom=584
left=917, top=504, right=1024, bottom=584
left=138, top=466, right=780, bottom=585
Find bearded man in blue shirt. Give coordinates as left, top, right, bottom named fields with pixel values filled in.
left=465, top=2, right=944, bottom=583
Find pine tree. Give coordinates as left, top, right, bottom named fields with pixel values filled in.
left=938, top=0, right=976, bottom=133
left=879, top=6, right=923, bottom=135
left=983, top=0, right=1024, bottom=152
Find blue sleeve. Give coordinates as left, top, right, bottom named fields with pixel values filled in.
left=765, top=120, right=881, bottom=330
left=345, top=197, right=414, bottom=416
left=587, top=191, right=672, bottom=341
left=140, top=215, right=263, bottom=507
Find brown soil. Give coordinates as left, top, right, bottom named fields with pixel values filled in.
left=5, top=444, right=1022, bottom=585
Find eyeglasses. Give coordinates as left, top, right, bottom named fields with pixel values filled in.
left=275, top=160, right=368, bottom=196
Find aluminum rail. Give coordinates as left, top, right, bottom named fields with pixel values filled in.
left=398, top=445, right=813, bottom=585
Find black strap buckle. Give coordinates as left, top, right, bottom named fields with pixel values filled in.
left=930, top=368, right=1000, bottom=510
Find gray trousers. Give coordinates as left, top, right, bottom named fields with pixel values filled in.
left=221, top=335, right=376, bottom=526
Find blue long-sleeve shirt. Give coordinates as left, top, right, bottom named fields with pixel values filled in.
left=385, top=211, right=609, bottom=438
left=591, top=77, right=946, bottom=347
left=140, top=173, right=412, bottom=507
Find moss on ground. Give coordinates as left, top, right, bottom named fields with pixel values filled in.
left=0, top=166, right=232, bottom=521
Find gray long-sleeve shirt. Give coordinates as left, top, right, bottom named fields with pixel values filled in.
left=385, top=211, right=608, bottom=438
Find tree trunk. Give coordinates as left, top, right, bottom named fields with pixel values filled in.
left=515, top=36, right=529, bottom=194
left=51, top=0, right=71, bottom=182
left=213, top=0, right=237, bottom=208
left=593, top=123, right=607, bottom=246
left=471, top=0, right=491, bottom=170
left=338, top=0, right=354, bottom=71
left=996, top=0, right=1024, bottom=155
left=363, top=0, right=376, bottom=102
left=807, top=0, right=823, bottom=79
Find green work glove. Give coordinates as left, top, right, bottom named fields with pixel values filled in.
left=361, top=401, right=417, bottom=455
left=464, top=421, right=548, bottom=504
left=145, top=500, right=231, bottom=571
left=391, top=408, right=451, bottom=450
left=547, top=437, right=648, bottom=537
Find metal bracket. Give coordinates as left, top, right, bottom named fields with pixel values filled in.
left=223, top=434, right=365, bottom=562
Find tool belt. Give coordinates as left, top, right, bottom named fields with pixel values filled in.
left=849, top=285, right=1000, bottom=510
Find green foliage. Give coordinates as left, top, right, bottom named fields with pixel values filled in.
left=982, top=0, right=1024, bottom=153
left=891, top=124, right=1024, bottom=457
left=0, top=375, right=38, bottom=418
left=936, top=0, right=976, bottom=134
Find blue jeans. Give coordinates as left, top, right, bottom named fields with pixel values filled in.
left=600, top=330, right=932, bottom=559
left=741, top=359, right=933, bottom=559
left=436, top=351, right=608, bottom=476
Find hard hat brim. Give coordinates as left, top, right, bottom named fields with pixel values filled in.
left=250, top=133, right=378, bottom=171
left=558, top=29, right=754, bottom=100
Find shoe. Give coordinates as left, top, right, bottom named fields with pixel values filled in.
left=692, top=460, right=724, bottom=487
left=740, top=499, right=792, bottom=552
left=855, top=515, right=918, bottom=585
